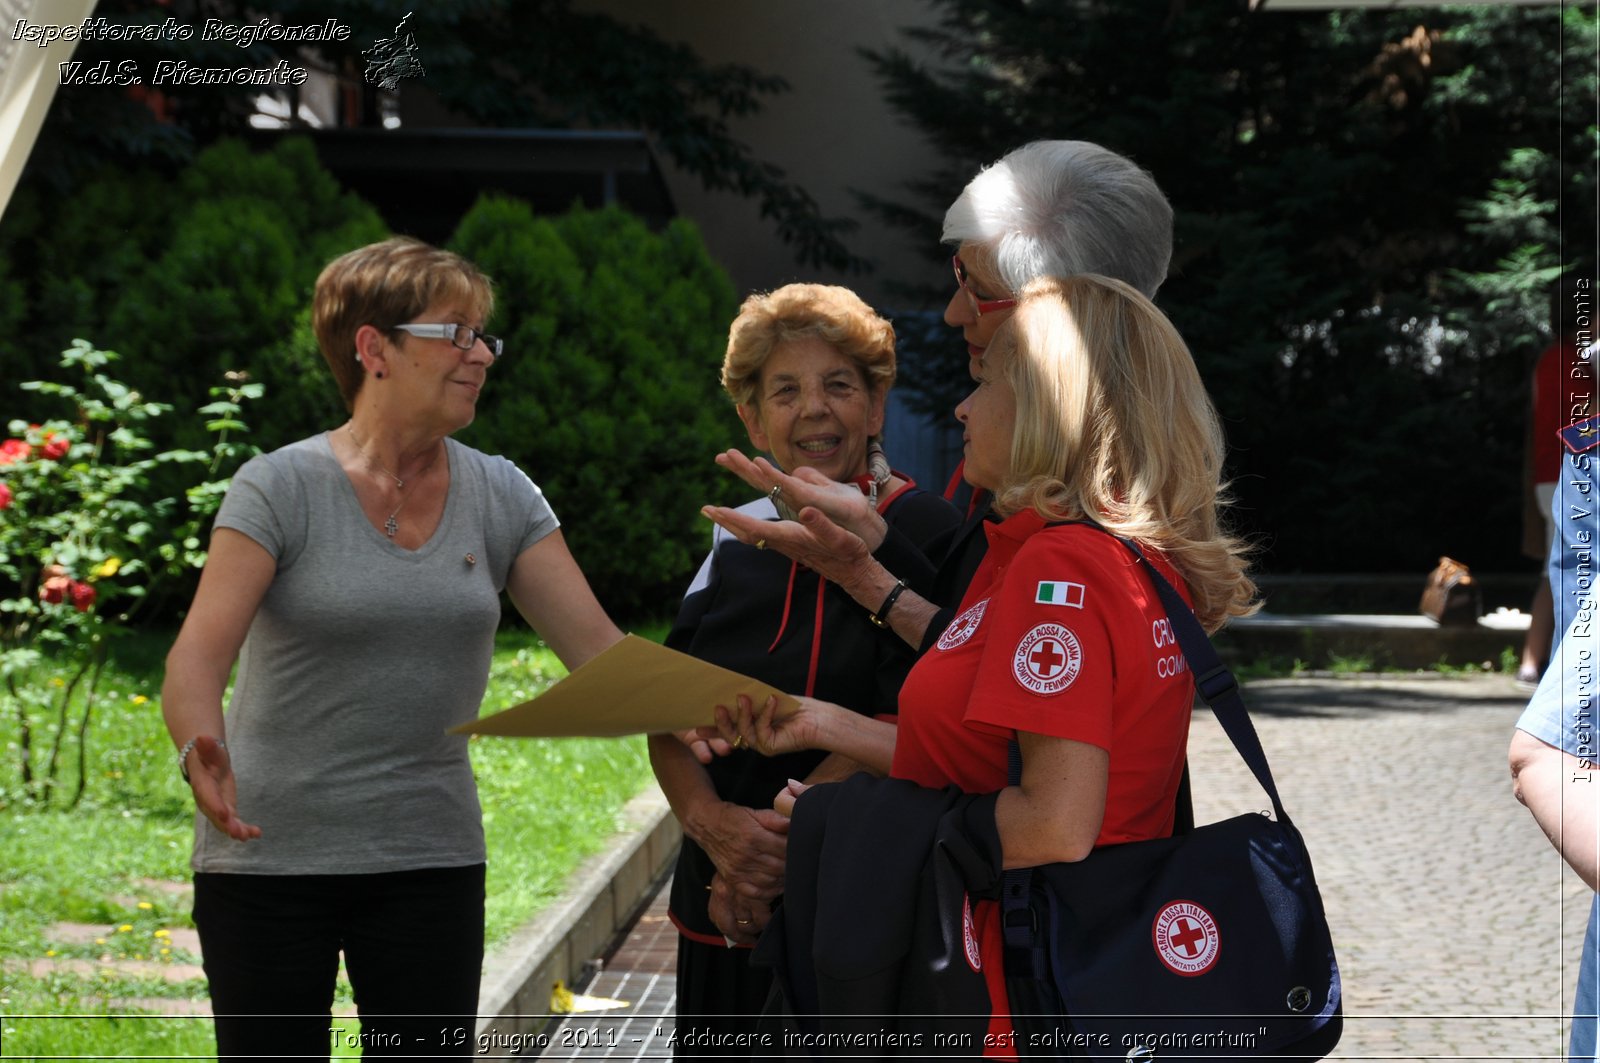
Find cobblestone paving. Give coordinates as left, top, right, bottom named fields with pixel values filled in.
left=1189, top=673, right=1586, bottom=1062
left=548, top=672, right=1579, bottom=1062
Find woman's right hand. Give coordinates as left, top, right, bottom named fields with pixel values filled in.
left=713, top=694, right=831, bottom=758
left=185, top=736, right=261, bottom=841
left=773, top=778, right=812, bottom=819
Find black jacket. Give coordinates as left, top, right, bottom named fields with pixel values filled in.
left=754, top=773, right=1003, bottom=1057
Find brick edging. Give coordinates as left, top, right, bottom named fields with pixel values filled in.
left=476, top=783, right=681, bottom=1040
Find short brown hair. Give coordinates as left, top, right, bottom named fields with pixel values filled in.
left=722, top=284, right=895, bottom=407
left=312, top=237, right=495, bottom=410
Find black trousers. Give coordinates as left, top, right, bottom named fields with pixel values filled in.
left=674, top=935, right=780, bottom=1058
left=192, top=864, right=485, bottom=1060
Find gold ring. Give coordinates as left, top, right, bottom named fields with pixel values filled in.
left=736, top=919, right=752, bottom=925
left=754, top=539, right=766, bottom=550
left=732, top=734, right=745, bottom=749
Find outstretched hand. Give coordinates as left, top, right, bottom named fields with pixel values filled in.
left=185, top=736, right=261, bottom=841
left=701, top=500, right=875, bottom=593
left=713, top=451, right=888, bottom=549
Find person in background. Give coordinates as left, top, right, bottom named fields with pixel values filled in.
left=651, top=284, right=960, bottom=1055
left=1511, top=286, right=1598, bottom=1061
left=162, top=237, right=622, bottom=1060
left=1518, top=284, right=1589, bottom=684
left=1511, top=605, right=1600, bottom=1061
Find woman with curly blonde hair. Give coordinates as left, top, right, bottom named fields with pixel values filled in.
left=712, top=273, right=1253, bottom=1053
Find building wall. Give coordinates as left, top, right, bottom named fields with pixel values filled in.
left=398, top=1, right=968, bottom=487
left=577, top=0, right=952, bottom=312
left=574, top=0, right=968, bottom=488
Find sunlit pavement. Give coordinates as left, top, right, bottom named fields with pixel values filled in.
left=540, top=673, right=1576, bottom=1062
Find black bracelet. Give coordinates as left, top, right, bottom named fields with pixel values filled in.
left=869, top=579, right=907, bottom=629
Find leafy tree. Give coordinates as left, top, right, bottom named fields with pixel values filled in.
left=20, top=0, right=863, bottom=272
left=450, top=197, right=746, bottom=622
left=866, top=0, right=1597, bottom=573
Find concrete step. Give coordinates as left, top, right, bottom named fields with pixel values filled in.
left=1217, top=609, right=1530, bottom=670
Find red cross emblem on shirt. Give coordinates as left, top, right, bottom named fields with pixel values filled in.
left=1169, top=917, right=1207, bottom=957
left=1012, top=623, right=1082, bottom=695
left=1029, top=639, right=1067, bottom=678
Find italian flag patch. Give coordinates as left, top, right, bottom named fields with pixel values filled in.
left=1035, top=581, right=1085, bottom=608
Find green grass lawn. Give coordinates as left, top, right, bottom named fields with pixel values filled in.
left=0, top=624, right=664, bottom=1058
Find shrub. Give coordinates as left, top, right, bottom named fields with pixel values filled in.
left=450, top=198, right=745, bottom=622
left=0, top=137, right=386, bottom=456
left=0, top=341, right=258, bottom=809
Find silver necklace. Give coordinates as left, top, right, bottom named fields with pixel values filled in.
left=345, top=423, right=442, bottom=538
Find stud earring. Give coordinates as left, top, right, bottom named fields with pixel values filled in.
left=375, top=371, right=385, bottom=379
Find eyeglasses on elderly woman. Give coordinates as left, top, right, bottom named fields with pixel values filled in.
left=391, top=323, right=504, bottom=359
left=952, top=254, right=1018, bottom=318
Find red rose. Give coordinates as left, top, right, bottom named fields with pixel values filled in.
left=70, top=581, right=97, bottom=612
left=0, top=439, right=27, bottom=466
left=0, top=482, right=10, bottom=509
left=40, top=575, right=69, bottom=604
left=39, top=435, right=69, bottom=461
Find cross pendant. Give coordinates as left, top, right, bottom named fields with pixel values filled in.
left=384, top=515, right=399, bottom=538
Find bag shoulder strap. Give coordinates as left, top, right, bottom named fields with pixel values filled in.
left=1001, top=522, right=1284, bottom=951
left=1013, top=521, right=1286, bottom=816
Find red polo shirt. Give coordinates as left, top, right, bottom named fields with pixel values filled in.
left=892, top=509, right=1195, bottom=1053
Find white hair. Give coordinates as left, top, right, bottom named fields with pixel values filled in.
left=942, top=141, right=1174, bottom=299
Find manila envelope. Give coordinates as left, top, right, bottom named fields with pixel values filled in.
left=452, top=634, right=799, bottom=738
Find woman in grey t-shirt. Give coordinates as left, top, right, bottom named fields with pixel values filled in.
left=161, top=237, right=623, bottom=1060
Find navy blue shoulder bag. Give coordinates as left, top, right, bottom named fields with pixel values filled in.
left=1002, top=530, right=1342, bottom=1061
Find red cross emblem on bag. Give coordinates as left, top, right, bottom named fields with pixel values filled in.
left=1152, top=900, right=1220, bottom=976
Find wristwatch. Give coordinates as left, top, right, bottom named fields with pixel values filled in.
left=178, top=736, right=225, bottom=783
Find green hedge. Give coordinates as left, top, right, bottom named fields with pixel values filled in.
left=2, top=138, right=388, bottom=454
left=450, top=197, right=746, bottom=622
left=2, top=142, right=751, bottom=624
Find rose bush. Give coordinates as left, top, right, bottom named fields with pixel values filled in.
left=0, top=340, right=258, bottom=808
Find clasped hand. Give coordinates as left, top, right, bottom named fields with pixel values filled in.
left=699, top=801, right=789, bottom=943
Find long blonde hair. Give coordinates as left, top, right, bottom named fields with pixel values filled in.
left=991, top=274, right=1257, bottom=631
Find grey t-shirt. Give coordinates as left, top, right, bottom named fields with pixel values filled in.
left=192, top=433, right=559, bottom=874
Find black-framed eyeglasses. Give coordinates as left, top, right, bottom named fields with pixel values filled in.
left=392, top=323, right=504, bottom=359
left=952, top=254, right=1018, bottom=317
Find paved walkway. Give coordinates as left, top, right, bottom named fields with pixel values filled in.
left=543, top=673, right=1582, bottom=1061
left=534, top=887, right=676, bottom=1060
